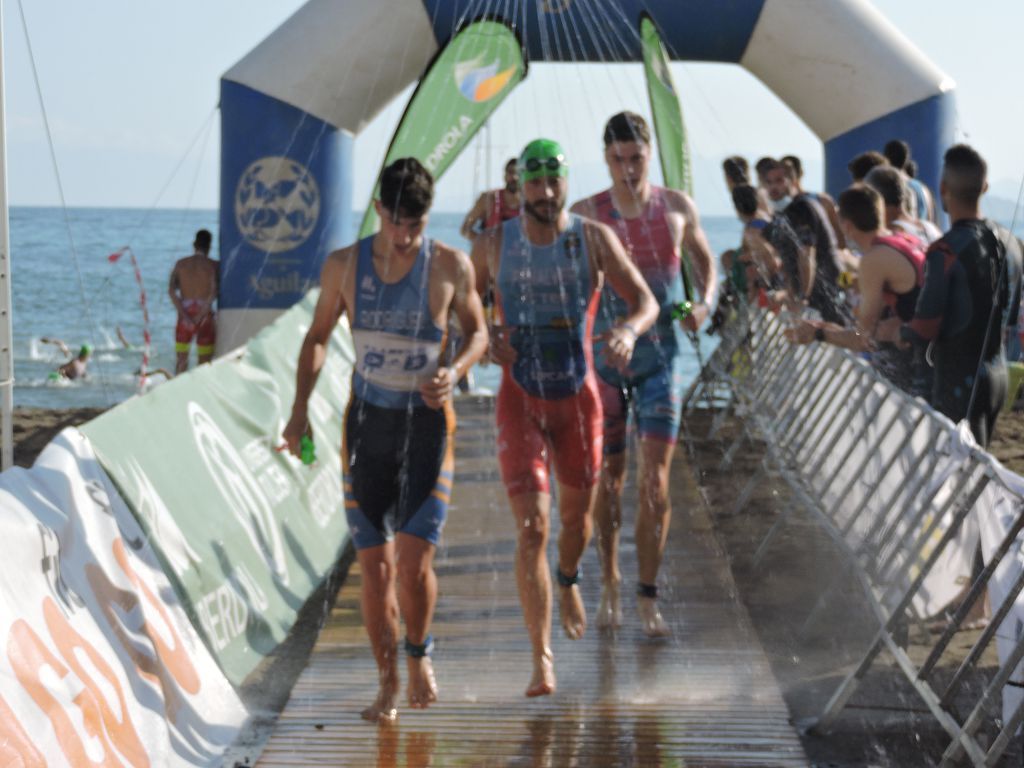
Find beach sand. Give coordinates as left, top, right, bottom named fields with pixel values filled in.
left=10, top=404, right=1024, bottom=765
left=12, top=406, right=107, bottom=468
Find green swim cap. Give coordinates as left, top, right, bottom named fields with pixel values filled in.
left=518, top=139, right=568, bottom=182
left=79, top=344, right=92, bottom=358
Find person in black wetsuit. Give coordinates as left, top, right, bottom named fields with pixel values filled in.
left=763, top=159, right=852, bottom=325
left=884, top=144, right=1023, bottom=447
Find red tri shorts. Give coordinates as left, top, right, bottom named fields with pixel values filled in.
left=175, top=303, right=216, bottom=351
left=495, top=370, right=603, bottom=497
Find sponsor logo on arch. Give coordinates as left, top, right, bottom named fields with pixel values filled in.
left=235, top=156, right=320, bottom=254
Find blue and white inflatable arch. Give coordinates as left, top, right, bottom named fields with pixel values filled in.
left=217, top=0, right=954, bottom=351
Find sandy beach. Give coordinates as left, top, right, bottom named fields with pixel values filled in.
left=12, top=406, right=107, bottom=468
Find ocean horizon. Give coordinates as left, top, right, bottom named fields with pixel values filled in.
left=10, top=203, right=1022, bottom=412
left=10, top=205, right=738, bottom=410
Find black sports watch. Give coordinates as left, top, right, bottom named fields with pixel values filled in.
left=814, top=326, right=826, bottom=343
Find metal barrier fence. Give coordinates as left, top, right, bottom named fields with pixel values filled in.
left=683, top=305, right=1024, bottom=767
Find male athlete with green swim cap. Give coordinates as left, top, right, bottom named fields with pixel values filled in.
left=471, top=138, right=658, bottom=697
left=41, top=338, right=92, bottom=380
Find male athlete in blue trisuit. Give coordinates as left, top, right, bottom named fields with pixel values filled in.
left=283, top=158, right=487, bottom=722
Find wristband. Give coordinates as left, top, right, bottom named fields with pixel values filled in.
left=619, top=323, right=638, bottom=339
left=814, top=326, right=826, bottom=343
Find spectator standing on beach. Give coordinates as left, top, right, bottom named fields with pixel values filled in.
left=881, top=144, right=1022, bottom=446
left=168, top=229, right=218, bottom=374
left=460, top=158, right=520, bottom=242
left=572, top=112, right=715, bottom=638
left=781, top=154, right=846, bottom=250
left=864, top=165, right=942, bottom=246
left=762, top=159, right=851, bottom=325
left=883, top=139, right=938, bottom=224
left=786, top=185, right=930, bottom=398
left=731, top=184, right=810, bottom=310
left=282, top=157, right=487, bottom=722
left=848, top=151, right=888, bottom=183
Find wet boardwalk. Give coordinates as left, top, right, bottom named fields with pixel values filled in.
left=257, top=397, right=808, bottom=767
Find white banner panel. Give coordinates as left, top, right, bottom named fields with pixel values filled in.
left=0, top=429, right=247, bottom=767
left=976, top=453, right=1024, bottom=728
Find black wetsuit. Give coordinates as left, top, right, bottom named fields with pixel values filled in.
left=783, top=193, right=851, bottom=325
left=902, top=219, right=1023, bottom=447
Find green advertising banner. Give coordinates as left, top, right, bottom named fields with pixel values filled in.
left=359, top=20, right=526, bottom=238
left=641, top=14, right=692, bottom=196
left=641, top=13, right=696, bottom=304
left=82, top=291, right=354, bottom=686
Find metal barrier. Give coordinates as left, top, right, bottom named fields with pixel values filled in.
left=683, top=305, right=1024, bottom=768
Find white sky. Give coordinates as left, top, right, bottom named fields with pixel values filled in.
left=5, top=0, right=1023, bottom=216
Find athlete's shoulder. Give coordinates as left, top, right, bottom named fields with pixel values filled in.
left=935, top=223, right=979, bottom=255
left=431, top=239, right=472, bottom=274
left=660, top=186, right=697, bottom=214
left=328, top=240, right=360, bottom=266
left=570, top=189, right=610, bottom=218
left=577, top=215, right=619, bottom=248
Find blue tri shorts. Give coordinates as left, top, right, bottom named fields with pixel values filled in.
left=597, top=347, right=687, bottom=454
left=342, top=397, right=455, bottom=550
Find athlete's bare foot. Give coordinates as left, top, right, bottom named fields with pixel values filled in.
left=526, top=649, right=556, bottom=697
left=596, top=581, right=622, bottom=630
left=406, top=655, right=438, bottom=709
left=638, top=596, right=671, bottom=638
left=361, top=668, right=399, bottom=723
left=559, top=584, right=587, bottom=640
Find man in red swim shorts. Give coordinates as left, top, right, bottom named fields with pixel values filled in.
left=169, top=229, right=219, bottom=374
left=471, top=139, right=657, bottom=698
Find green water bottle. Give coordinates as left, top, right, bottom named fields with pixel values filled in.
left=299, top=434, right=316, bottom=466
left=671, top=300, right=693, bottom=321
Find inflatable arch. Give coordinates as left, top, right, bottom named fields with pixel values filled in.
left=217, top=0, right=955, bottom=351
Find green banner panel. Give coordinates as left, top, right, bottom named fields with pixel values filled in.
left=82, top=291, right=354, bottom=686
left=641, top=14, right=692, bottom=196
left=359, top=19, right=525, bottom=238
left=641, top=13, right=697, bottom=304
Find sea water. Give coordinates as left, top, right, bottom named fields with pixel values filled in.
left=10, top=206, right=745, bottom=409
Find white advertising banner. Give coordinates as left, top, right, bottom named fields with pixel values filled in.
left=975, top=453, right=1024, bottom=727
left=0, top=428, right=247, bottom=766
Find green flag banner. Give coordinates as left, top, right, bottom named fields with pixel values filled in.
left=641, top=14, right=692, bottom=195
left=82, top=292, right=354, bottom=686
left=641, top=13, right=696, bottom=304
left=359, top=20, right=526, bottom=238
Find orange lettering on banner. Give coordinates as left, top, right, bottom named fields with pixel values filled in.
left=41, top=597, right=150, bottom=767
left=0, top=693, right=46, bottom=767
left=84, top=540, right=202, bottom=722
left=9, top=616, right=116, bottom=766
left=111, top=539, right=200, bottom=695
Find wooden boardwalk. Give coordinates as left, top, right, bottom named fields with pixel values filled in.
left=256, top=397, right=808, bottom=767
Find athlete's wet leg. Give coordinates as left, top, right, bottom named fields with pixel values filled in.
left=555, top=482, right=594, bottom=641
left=511, top=492, right=556, bottom=697
left=358, top=543, right=400, bottom=722
left=594, top=452, right=626, bottom=629
left=636, top=438, right=674, bottom=638
left=396, top=533, right=439, bottom=709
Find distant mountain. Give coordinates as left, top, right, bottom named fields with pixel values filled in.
left=986, top=195, right=1023, bottom=227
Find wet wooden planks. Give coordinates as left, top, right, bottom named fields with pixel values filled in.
left=256, top=396, right=808, bottom=767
